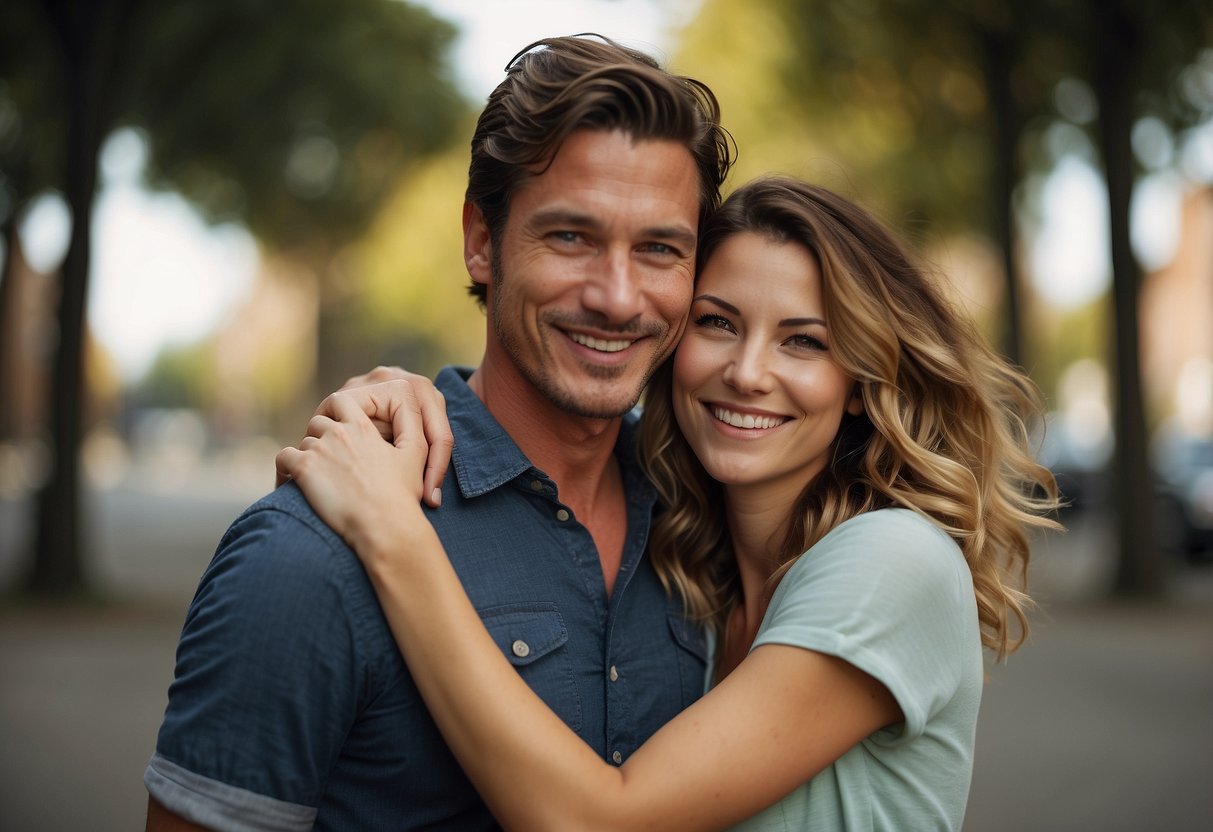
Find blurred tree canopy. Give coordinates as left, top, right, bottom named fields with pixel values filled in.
left=123, top=1, right=466, bottom=251
left=349, top=144, right=485, bottom=374
left=0, top=0, right=467, bottom=595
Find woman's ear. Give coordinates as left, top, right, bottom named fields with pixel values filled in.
left=846, top=382, right=865, bottom=417
left=463, top=202, right=492, bottom=286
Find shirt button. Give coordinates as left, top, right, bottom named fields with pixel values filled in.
left=609, top=665, right=619, bottom=682
left=511, top=639, right=530, bottom=658
left=556, top=508, right=570, bottom=522
left=612, top=751, right=623, bottom=764
left=530, top=480, right=544, bottom=492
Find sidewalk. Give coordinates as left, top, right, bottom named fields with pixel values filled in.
left=2, top=493, right=1211, bottom=831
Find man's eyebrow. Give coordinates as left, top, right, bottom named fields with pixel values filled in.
left=643, top=225, right=697, bottom=249
left=530, top=209, right=696, bottom=249
left=692, top=294, right=825, bottom=327
left=531, top=208, right=599, bottom=229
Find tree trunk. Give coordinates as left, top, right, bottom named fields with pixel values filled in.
left=976, top=18, right=1025, bottom=368
left=28, top=0, right=128, bottom=595
left=1092, top=0, right=1165, bottom=596
left=0, top=216, right=21, bottom=441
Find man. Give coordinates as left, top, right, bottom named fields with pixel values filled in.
left=146, top=34, right=732, bottom=830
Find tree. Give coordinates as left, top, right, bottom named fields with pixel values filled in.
left=1080, top=0, right=1212, bottom=595
left=0, top=0, right=69, bottom=442
left=0, top=0, right=466, bottom=595
left=766, top=0, right=1079, bottom=366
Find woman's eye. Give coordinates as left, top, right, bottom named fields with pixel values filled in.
left=694, top=313, right=734, bottom=332
left=788, top=333, right=827, bottom=351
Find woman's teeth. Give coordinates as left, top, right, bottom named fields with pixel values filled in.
left=712, top=407, right=785, bottom=430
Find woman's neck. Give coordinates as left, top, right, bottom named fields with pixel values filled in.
left=723, top=485, right=797, bottom=623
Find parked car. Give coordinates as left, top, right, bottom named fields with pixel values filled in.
left=1153, top=433, right=1213, bottom=563
left=1036, top=412, right=1111, bottom=511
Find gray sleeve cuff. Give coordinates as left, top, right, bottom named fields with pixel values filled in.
left=144, top=753, right=317, bottom=832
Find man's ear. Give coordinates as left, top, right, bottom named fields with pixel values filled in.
left=463, top=202, right=492, bottom=286
left=846, top=382, right=865, bottom=417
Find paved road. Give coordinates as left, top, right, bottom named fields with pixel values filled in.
left=2, top=486, right=1211, bottom=831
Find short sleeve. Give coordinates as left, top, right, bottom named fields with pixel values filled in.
left=146, top=485, right=382, bottom=831
left=751, top=509, right=976, bottom=743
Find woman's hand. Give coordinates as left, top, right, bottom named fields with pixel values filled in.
left=277, top=366, right=453, bottom=508
left=275, top=385, right=434, bottom=559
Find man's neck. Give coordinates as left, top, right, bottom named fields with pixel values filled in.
left=466, top=363, right=623, bottom=494
left=467, top=360, right=630, bottom=597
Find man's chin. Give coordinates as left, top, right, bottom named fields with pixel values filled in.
left=544, top=380, right=644, bottom=421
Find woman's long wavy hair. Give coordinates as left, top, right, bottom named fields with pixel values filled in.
left=638, top=176, right=1061, bottom=661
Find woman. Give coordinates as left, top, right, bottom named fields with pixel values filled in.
left=277, top=176, right=1061, bottom=830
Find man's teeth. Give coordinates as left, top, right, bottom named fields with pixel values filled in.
left=712, top=407, right=785, bottom=430
left=570, top=333, right=630, bottom=353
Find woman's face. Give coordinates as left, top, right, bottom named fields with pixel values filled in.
left=672, top=231, right=862, bottom=501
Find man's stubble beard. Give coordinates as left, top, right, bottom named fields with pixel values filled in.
left=489, top=252, right=658, bottom=420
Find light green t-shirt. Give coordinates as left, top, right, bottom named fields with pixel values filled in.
left=722, top=509, right=983, bottom=831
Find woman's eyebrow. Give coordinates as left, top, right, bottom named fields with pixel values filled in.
left=692, top=295, right=825, bottom=328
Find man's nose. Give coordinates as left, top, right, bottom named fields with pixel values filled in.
left=581, top=247, right=644, bottom=323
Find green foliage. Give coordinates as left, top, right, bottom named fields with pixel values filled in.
left=117, top=0, right=471, bottom=252
left=132, top=340, right=218, bottom=410
left=351, top=142, right=485, bottom=370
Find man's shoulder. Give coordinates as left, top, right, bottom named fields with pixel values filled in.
left=206, top=482, right=358, bottom=586
left=232, top=481, right=343, bottom=542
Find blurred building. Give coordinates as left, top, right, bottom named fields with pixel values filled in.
left=209, top=254, right=319, bottom=441
left=1141, top=185, right=1213, bottom=434
left=0, top=239, right=51, bottom=443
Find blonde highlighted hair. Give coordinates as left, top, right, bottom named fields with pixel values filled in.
left=638, top=176, right=1061, bottom=661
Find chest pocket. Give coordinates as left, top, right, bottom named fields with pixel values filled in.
left=479, top=604, right=583, bottom=733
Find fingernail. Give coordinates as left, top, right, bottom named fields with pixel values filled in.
left=431, top=488, right=442, bottom=507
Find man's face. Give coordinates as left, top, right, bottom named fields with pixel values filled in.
left=470, top=129, right=700, bottom=419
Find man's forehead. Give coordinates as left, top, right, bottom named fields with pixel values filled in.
left=511, top=130, right=700, bottom=220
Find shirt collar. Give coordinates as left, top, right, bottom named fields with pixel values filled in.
left=435, top=366, right=652, bottom=504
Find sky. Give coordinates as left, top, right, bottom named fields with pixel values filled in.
left=14, top=0, right=1211, bottom=383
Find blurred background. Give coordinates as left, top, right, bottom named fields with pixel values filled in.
left=1, top=0, right=1211, bottom=829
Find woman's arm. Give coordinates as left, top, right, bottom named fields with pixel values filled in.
left=278, top=396, right=900, bottom=832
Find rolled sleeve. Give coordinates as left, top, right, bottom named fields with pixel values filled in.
left=145, top=754, right=316, bottom=832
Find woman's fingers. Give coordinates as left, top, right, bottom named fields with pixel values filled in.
left=321, top=380, right=451, bottom=508
left=305, top=414, right=335, bottom=438
left=282, top=369, right=452, bottom=508
left=339, top=365, right=412, bottom=390
left=275, top=445, right=305, bottom=485
left=417, top=388, right=452, bottom=508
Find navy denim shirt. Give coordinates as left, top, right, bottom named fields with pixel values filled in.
left=146, top=367, right=708, bottom=831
